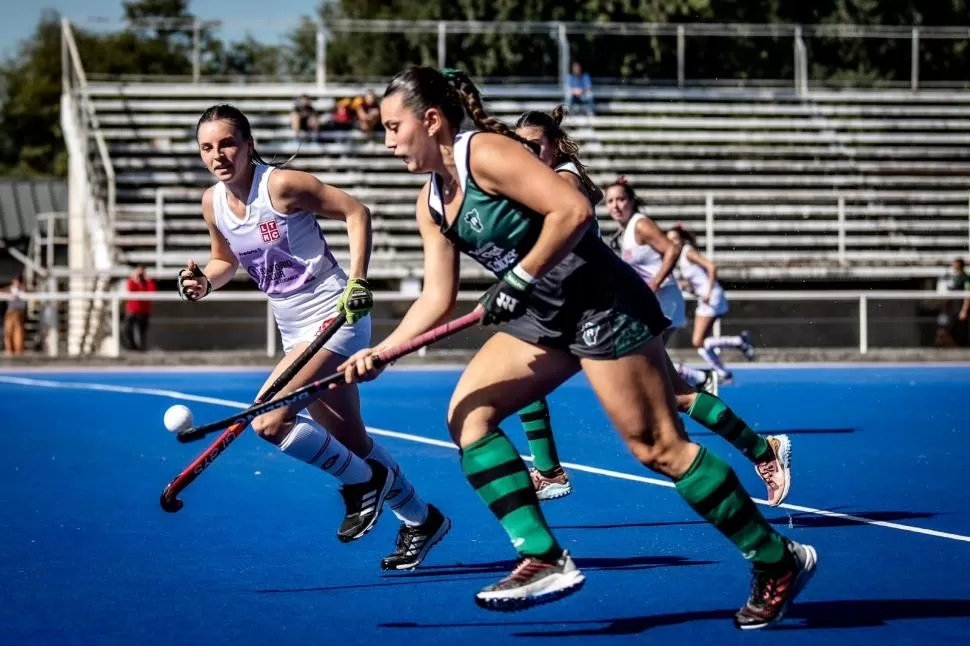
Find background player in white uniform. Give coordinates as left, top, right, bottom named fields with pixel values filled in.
left=178, top=104, right=449, bottom=570
left=668, top=224, right=755, bottom=382
left=606, top=177, right=686, bottom=334
left=604, top=177, right=709, bottom=387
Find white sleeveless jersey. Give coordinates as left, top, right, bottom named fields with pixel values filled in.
left=211, top=164, right=338, bottom=299
left=677, top=243, right=716, bottom=296
left=620, top=212, right=674, bottom=288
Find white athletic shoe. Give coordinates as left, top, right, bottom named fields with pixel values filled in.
left=755, top=435, right=792, bottom=506
left=475, top=550, right=585, bottom=611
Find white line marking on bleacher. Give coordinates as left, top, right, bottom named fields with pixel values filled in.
left=2, top=374, right=968, bottom=545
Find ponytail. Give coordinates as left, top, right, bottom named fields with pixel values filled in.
left=439, top=68, right=533, bottom=148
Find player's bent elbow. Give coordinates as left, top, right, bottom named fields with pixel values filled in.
left=350, top=204, right=372, bottom=225
left=566, top=201, right=594, bottom=233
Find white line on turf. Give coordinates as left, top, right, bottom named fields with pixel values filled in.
left=2, top=374, right=968, bottom=544
left=2, top=362, right=970, bottom=375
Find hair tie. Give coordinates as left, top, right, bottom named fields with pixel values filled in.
left=440, top=67, right=462, bottom=81
left=616, top=176, right=628, bottom=185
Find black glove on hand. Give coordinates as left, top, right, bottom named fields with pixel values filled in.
left=479, top=267, right=535, bottom=326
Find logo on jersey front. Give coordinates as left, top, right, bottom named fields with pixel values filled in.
left=463, top=209, right=484, bottom=233
left=259, top=220, right=281, bottom=243
left=471, top=242, right=519, bottom=275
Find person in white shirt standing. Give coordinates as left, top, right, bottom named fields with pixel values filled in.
left=667, top=224, right=755, bottom=382
left=177, top=104, right=450, bottom=570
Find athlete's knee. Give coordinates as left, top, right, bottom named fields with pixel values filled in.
left=626, top=432, right=693, bottom=477
left=617, top=412, right=689, bottom=476
left=447, top=396, right=496, bottom=448
left=251, top=412, right=293, bottom=444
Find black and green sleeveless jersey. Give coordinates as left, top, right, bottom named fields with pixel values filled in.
left=427, top=132, right=600, bottom=280
left=427, top=131, right=669, bottom=359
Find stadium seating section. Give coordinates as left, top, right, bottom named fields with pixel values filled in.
left=84, top=82, right=970, bottom=282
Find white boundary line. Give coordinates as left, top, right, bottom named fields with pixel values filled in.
left=1, top=374, right=968, bottom=545
left=2, top=361, right=970, bottom=375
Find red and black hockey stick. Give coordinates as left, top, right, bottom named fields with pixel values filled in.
left=159, top=312, right=347, bottom=512
left=159, top=309, right=483, bottom=512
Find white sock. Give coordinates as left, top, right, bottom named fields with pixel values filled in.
left=697, top=347, right=731, bottom=378
left=279, top=420, right=372, bottom=485
left=676, top=363, right=708, bottom=387
left=367, top=441, right=430, bottom=526
left=704, top=335, right=744, bottom=351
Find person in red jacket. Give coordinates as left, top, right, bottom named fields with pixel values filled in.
left=124, top=265, right=156, bottom=351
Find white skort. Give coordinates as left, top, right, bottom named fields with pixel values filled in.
left=695, top=284, right=730, bottom=319
left=269, top=266, right=371, bottom=356
left=655, top=281, right=687, bottom=329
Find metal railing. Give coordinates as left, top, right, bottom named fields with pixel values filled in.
left=3, top=289, right=969, bottom=358
left=61, top=19, right=121, bottom=355
left=75, top=18, right=970, bottom=94
left=61, top=19, right=116, bottom=235
left=148, top=190, right=970, bottom=275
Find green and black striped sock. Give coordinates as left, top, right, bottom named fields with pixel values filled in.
left=687, top=392, right=771, bottom=463
left=518, top=398, right=562, bottom=475
left=675, top=445, right=785, bottom=565
left=461, top=430, right=561, bottom=559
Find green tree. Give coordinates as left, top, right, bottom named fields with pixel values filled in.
left=0, top=12, right=73, bottom=176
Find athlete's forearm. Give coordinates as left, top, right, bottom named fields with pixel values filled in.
left=202, top=258, right=238, bottom=291
left=345, top=205, right=372, bottom=279
left=377, top=295, right=455, bottom=350
left=652, top=244, right=680, bottom=288
left=516, top=204, right=593, bottom=280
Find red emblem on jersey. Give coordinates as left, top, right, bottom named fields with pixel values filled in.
left=259, top=221, right=281, bottom=243
left=318, top=315, right=338, bottom=333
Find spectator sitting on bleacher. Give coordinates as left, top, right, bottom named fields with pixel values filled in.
left=354, top=90, right=382, bottom=136
left=291, top=94, right=320, bottom=142
left=329, top=98, right=356, bottom=131
left=565, top=61, right=594, bottom=115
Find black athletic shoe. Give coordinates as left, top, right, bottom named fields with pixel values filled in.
left=337, top=458, right=394, bottom=543
left=380, top=504, right=452, bottom=571
left=734, top=539, right=818, bottom=630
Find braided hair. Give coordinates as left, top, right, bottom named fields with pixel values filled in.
left=383, top=66, right=531, bottom=147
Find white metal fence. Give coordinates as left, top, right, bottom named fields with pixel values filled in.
left=2, top=289, right=969, bottom=358
left=76, top=18, right=970, bottom=93
left=150, top=190, right=970, bottom=275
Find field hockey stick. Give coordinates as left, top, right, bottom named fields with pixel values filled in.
left=159, top=313, right=347, bottom=512
left=173, top=308, right=483, bottom=447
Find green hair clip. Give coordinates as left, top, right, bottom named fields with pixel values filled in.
left=440, top=67, right=462, bottom=80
